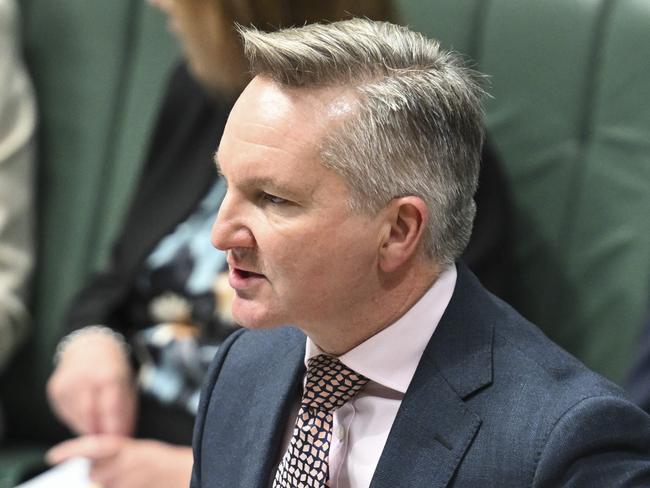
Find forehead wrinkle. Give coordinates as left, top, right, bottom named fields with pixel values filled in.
left=239, top=120, right=292, bottom=138
left=231, top=138, right=298, bottom=164
left=233, top=117, right=319, bottom=156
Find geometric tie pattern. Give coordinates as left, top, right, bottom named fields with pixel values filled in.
left=273, top=354, right=369, bottom=488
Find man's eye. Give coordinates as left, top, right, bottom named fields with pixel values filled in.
left=262, top=193, right=288, bottom=205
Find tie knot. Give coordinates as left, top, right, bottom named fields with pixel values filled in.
left=302, top=354, right=369, bottom=412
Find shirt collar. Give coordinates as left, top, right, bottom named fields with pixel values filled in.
left=305, top=264, right=457, bottom=394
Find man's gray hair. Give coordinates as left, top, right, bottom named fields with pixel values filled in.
left=239, top=18, right=485, bottom=265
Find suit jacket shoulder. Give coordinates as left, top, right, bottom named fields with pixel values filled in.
left=401, top=264, right=650, bottom=487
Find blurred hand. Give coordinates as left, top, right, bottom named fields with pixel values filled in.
left=46, top=435, right=193, bottom=488
left=47, top=331, right=137, bottom=436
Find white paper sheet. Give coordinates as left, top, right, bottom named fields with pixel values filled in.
left=14, top=457, right=98, bottom=488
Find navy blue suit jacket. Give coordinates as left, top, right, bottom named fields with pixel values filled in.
left=625, top=305, right=650, bottom=413
left=191, top=265, right=650, bottom=487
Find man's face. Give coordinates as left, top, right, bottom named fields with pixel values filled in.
left=212, top=77, right=386, bottom=337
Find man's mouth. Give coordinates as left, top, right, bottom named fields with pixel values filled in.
left=227, top=251, right=265, bottom=290
left=233, top=268, right=265, bottom=279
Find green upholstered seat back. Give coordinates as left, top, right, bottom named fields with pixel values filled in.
left=397, top=0, right=650, bottom=381
left=1, top=0, right=179, bottom=443
left=2, top=0, right=649, bottom=477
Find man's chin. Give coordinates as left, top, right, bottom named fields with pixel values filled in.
left=231, top=300, right=282, bottom=330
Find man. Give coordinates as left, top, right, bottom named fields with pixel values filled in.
left=191, top=19, right=650, bottom=487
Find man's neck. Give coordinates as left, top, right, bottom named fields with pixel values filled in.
left=307, top=260, right=442, bottom=356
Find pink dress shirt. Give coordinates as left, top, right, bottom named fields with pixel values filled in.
left=279, top=265, right=457, bottom=488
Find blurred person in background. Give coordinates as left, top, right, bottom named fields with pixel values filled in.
left=0, top=0, right=36, bottom=442
left=44, top=1, right=511, bottom=487
left=44, top=1, right=395, bottom=488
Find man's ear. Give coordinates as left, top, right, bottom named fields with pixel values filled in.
left=378, top=196, right=428, bottom=273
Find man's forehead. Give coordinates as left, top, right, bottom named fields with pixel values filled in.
left=235, top=76, right=358, bottom=129
left=215, top=77, right=354, bottom=179
left=216, top=76, right=358, bottom=173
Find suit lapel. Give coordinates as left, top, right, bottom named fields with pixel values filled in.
left=370, top=264, right=494, bottom=488
left=370, top=366, right=482, bottom=488
left=238, top=331, right=306, bottom=487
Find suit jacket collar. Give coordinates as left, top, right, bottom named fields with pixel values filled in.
left=371, top=263, right=493, bottom=487
left=426, top=262, right=494, bottom=399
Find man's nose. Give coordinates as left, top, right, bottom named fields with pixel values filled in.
left=211, top=193, right=255, bottom=251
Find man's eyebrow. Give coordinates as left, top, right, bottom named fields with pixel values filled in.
left=245, top=176, right=302, bottom=200
left=213, top=152, right=302, bottom=198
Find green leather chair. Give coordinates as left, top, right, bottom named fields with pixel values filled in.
left=1, top=0, right=649, bottom=485
left=397, top=0, right=650, bottom=381
left=0, top=1, right=178, bottom=485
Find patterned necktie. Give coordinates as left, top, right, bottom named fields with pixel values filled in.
left=273, top=354, right=369, bottom=487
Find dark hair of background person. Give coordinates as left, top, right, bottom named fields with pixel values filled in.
left=215, top=0, right=395, bottom=28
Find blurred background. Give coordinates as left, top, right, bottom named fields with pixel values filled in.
left=1, top=0, right=649, bottom=485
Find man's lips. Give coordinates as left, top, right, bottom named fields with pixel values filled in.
left=228, top=266, right=266, bottom=290
left=233, top=267, right=264, bottom=279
